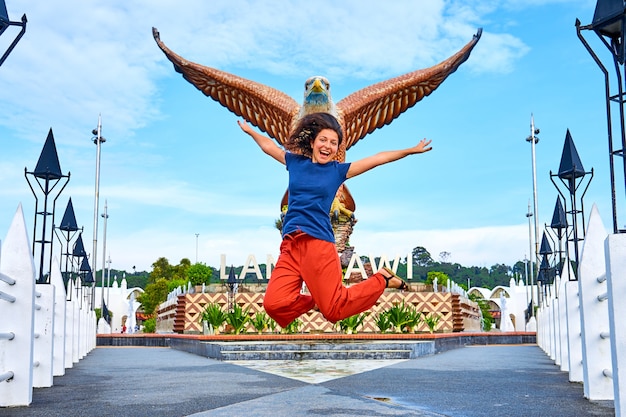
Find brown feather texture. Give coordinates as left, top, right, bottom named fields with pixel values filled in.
left=153, top=27, right=481, bottom=157
left=153, top=27, right=299, bottom=145
left=338, top=29, right=481, bottom=150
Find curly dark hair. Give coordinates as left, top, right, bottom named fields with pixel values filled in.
left=285, top=112, right=343, bottom=157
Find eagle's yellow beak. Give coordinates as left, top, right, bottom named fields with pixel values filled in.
left=311, top=78, right=325, bottom=93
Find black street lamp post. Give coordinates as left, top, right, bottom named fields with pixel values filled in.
left=538, top=232, right=554, bottom=305
left=0, top=0, right=26, bottom=67
left=550, top=130, right=593, bottom=280
left=55, top=198, right=82, bottom=292
left=577, top=0, right=626, bottom=233
left=25, top=129, right=70, bottom=284
left=226, top=266, right=237, bottom=311
left=549, top=196, right=569, bottom=286
left=68, top=233, right=87, bottom=302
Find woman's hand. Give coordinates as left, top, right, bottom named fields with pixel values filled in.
left=238, top=119, right=286, bottom=165
left=411, top=138, right=433, bottom=154
left=237, top=119, right=254, bottom=135
left=346, top=138, right=433, bottom=179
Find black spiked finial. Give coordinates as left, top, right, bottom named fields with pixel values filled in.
left=557, top=129, right=586, bottom=181
left=538, top=257, right=554, bottom=284
left=536, top=267, right=546, bottom=283
left=539, top=233, right=553, bottom=256
left=79, top=256, right=91, bottom=273
left=59, top=198, right=79, bottom=232
left=82, top=271, right=94, bottom=285
left=540, top=256, right=551, bottom=270
left=33, top=128, right=64, bottom=180
left=550, top=197, right=567, bottom=232
left=73, top=233, right=87, bottom=258
left=227, top=265, right=237, bottom=286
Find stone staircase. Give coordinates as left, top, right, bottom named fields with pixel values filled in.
left=170, top=339, right=435, bottom=360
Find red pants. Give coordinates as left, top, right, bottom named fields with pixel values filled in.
left=263, top=232, right=386, bottom=328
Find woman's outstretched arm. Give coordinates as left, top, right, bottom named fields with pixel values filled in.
left=346, top=139, right=432, bottom=179
left=237, top=120, right=286, bottom=165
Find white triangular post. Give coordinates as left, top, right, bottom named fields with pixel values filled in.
left=50, top=259, right=66, bottom=376
left=0, top=204, right=36, bottom=406
left=578, top=205, right=612, bottom=400
left=565, top=270, right=583, bottom=382
left=32, top=284, right=55, bottom=388
left=605, top=231, right=626, bottom=416
left=558, top=270, right=570, bottom=372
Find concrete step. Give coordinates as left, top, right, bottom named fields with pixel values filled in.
left=172, top=340, right=436, bottom=360
left=219, top=349, right=414, bottom=361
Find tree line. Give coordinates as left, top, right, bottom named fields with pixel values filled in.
left=396, top=246, right=532, bottom=290
left=106, top=246, right=534, bottom=320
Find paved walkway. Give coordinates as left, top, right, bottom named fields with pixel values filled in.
left=0, top=345, right=615, bottom=416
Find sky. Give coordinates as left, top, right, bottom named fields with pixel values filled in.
left=0, top=0, right=621, bottom=275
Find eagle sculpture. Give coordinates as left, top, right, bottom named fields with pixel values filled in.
left=152, top=27, right=481, bottom=254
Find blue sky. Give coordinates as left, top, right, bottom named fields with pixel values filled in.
left=0, top=0, right=619, bottom=274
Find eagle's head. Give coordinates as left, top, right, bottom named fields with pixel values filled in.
left=301, top=76, right=336, bottom=117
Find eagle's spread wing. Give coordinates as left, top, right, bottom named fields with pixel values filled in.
left=338, top=29, right=482, bottom=150
left=153, top=28, right=299, bottom=145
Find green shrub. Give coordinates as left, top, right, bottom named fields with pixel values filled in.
left=405, top=307, right=422, bottom=333
left=250, top=311, right=270, bottom=334
left=281, top=318, right=302, bottom=334
left=267, top=317, right=278, bottom=333
left=201, top=303, right=227, bottom=334
left=337, top=312, right=368, bottom=334
left=375, top=311, right=392, bottom=333
left=469, top=294, right=494, bottom=331
left=142, top=318, right=156, bottom=333
left=424, top=312, right=441, bottom=333
left=225, top=304, right=251, bottom=335
left=167, top=278, right=189, bottom=293
left=386, top=301, right=413, bottom=333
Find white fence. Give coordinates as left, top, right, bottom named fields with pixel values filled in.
left=0, top=204, right=96, bottom=407
left=536, top=204, right=626, bottom=416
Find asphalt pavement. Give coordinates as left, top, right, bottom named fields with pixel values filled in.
left=0, top=344, right=615, bottom=417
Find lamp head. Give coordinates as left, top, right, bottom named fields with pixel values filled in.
left=591, top=0, right=626, bottom=63
left=0, top=0, right=9, bottom=33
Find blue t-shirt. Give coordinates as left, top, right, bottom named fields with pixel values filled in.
left=282, top=152, right=351, bottom=242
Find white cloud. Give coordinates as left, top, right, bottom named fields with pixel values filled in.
left=106, top=225, right=283, bottom=272
left=1, top=0, right=529, bottom=145
left=351, top=224, right=530, bottom=267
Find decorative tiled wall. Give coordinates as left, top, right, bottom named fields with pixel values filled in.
left=157, top=289, right=481, bottom=334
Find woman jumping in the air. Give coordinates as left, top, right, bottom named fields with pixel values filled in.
left=237, top=112, right=432, bottom=327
